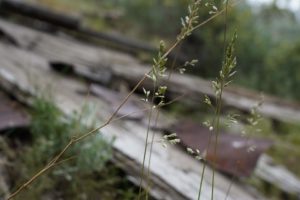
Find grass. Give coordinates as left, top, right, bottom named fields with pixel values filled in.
left=7, top=1, right=299, bottom=200
left=167, top=96, right=300, bottom=199
left=6, top=1, right=244, bottom=199
left=5, top=97, right=139, bottom=200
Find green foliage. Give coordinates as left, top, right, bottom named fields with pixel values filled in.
left=10, top=2, right=300, bottom=200
left=232, top=4, right=300, bottom=100
left=120, top=0, right=300, bottom=101
left=206, top=32, right=238, bottom=200
left=33, top=0, right=300, bottom=100
left=119, top=0, right=188, bottom=37
left=262, top=41, right=300, bottom=100
left=267, top=123, right=300, bottom=177
left=27, top=97, right=113, bottom=170
left=12, top=97, right=138, bottom=199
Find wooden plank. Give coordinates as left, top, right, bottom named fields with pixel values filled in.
left=0, top=91, right=30, bottom=132
left=0, top=0, right=156, bottom=54
left=0, top=152, right=10, bottom=200
left=1, top=20, right=299, bottom=197
left=0, top=19, right=299, bottom=123
left=0, top=0, right=80, bottom=29
left=255, top=154, right=300, bottom=195
left=0, top=42, right=261, bottom=200
left=0, top=0, right=186, bottom=61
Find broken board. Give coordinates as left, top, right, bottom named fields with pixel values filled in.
left=0, top=19, right=299, bottom=124
left=0, top=41, right=261, bottom=199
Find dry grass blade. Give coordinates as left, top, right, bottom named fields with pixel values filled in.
left=7, top=3, right=238, bottom=199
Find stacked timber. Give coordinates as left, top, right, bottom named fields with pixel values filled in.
left=0, top=18, right=300, bottom=199
left=0, top=20, right=264, bottom=200
left=0, top=19, right=299, bottom=124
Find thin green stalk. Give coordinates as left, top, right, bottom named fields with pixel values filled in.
left=197, top=82, right=224, bottom=200
left=197, top=104, right=218, bottom=200
left=223, top=0, right=229, bottom=56
left=137, top=106, right=154, bottom=199
left=197, top=122, right=214, bottom=199
left=211, top=81, right=224, bottom=200
left=8, top=3, right=236, bottom=199
left=145, top=110, right=160, bottom=200
left=224, top=176, right=234, bottom=200
left=197, top=158, right=207, bottom=200
left=197, top=83, right=224, bottom=200
left=138, top=82, right=157, bottom=200
left=145, top=41, right=181, bottom=199
left=212, top=0, right=229, bottom=198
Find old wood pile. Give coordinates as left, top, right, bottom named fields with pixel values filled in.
left=0, top=3, right=300, bottom=199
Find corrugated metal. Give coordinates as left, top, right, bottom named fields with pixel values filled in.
left=170, top=120, right=273, bottom=177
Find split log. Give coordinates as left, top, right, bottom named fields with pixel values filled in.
left=0, top=42, right=262, bottom=200
left=0, top=19, right=299, bottom=124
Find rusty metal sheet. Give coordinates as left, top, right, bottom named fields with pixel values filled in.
left=0, top=91, right=30, bottom=132
left=170, top=120, right=273, bottom=177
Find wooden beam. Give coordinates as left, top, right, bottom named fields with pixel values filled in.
left=0, top=0, right=166, bottom=57
left=0, top=0, right=80, bottom=29
left=0, top=19, right=299, bottom=123
left=0, top=41, right=260, bottom=200
left=255, top=154, right=300, bottom=195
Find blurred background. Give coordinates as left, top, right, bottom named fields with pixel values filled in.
left=25, top=0, right=300, bottom=101
left=0, top=0, right=300, bottom=200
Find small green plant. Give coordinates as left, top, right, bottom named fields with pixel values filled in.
left=11, top=97, right=139, bottom=199
left=196, top=31, right=238, bottom=200
left=137, top=1, right=205, bottom=199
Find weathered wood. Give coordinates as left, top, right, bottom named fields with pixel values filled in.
left=0, top=42, right=261, bottom=200
left=0, top=91, right=30, bottom=132
left=255, top=154, right=300, bottom=195
left=0, top=0, right=161, bottom=56
left=0, top=0, right=80, bottom=29
left=0, top=19, right=299, bottom=124
left=0, top=152, right=10, bottom=199
left=0, top=19, right=299, bottom=198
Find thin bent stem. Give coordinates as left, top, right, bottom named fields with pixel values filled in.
left=111, top=93, right=186, bottom=123
left=197, top=159, right=207, bottom=200
left=212, top=0, right=229, bottom=198
left=7, top=5, right=234, bottom=199
left=75, top=74, right=148, bottom=143
left=144, top=43, right=181, bottom=199
left=197, top=88, right=223, bottom=200
left=138, top=81, right=157, bottom=200
left=211, top=83, right=224, bottom=200
left=137, top=105, right=154, bottom=199
left=224, top=176, right=234, bottom=200
left=7, top=74, right=147, bottom=200
left=198, top=4, right=233, bottom=198
left=145, top=110, right=160, bottom=200
left=191, top=1, right=237, bottom=33
left=223, top=0, right=229, bottom=56
left=197, top=129, right=214, bottom=200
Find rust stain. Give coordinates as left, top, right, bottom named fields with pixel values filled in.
left=0, top=91, right=30, bottom=132
left=170, top=120, right=273, bottom=177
